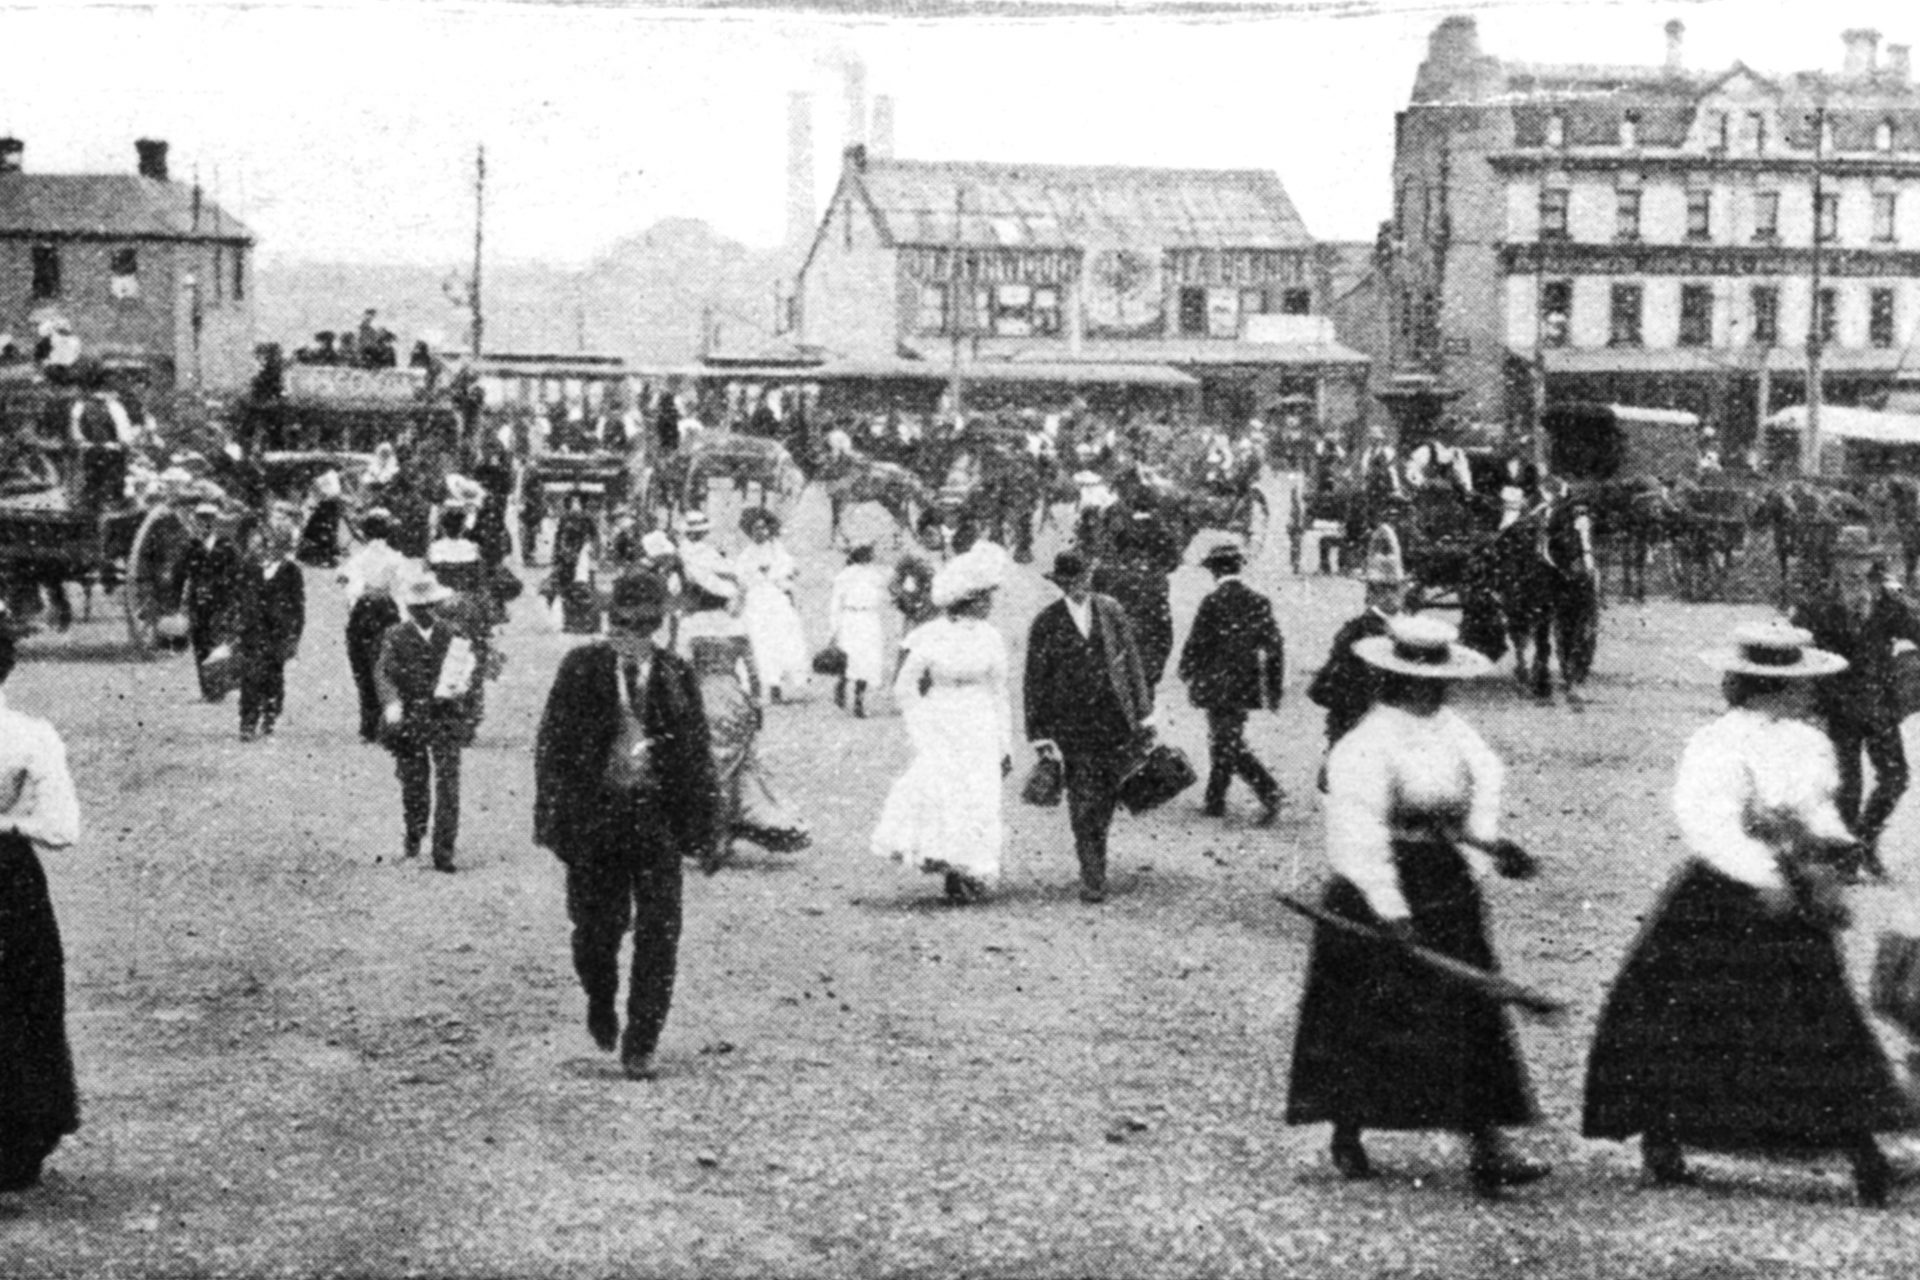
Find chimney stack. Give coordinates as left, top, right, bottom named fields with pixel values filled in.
left=135, top=138, right=170, bottom=182
left=1843, top=28, right=1881, bottom=78
left=1664, top=19, right=1685, bottom=73
left=1888, top=43, right=1912, bottom=82
left=786, top=93, right=815, bottom=253
left=0, top=138, right=21, bottom=175
left=843, top=56, right=868, bottom=150
left=871, top=94, right=895, bottom=159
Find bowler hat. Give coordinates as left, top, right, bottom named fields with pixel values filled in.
left=1045, top=549, right=1090, bottom=586
left=607, top=571, right=670, bottom=626
left=1199, top=543, right=1244, bottom=575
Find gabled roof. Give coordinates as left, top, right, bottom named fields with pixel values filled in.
left=845, top=155, right=1312, bottom=251
left=0, top=174, right=251, bottom=240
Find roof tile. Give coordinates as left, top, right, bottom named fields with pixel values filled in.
left=0, top=174, right=251, bottom=239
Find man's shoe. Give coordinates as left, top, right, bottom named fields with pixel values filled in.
left=586, top=1001, right=619, bottom=1053
left=620, top=1029, right=658, bottom=1081
left=402, top=840, right=422, bottom=861
left=1200, top=798, right=1226, bottom=818
left=1079, top=884, right=1107, bottom=904
left=1255, top=794, right=1283, bottom=826
left=431, top=856, right=456, bottom=874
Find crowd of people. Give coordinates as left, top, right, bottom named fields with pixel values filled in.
left=3, top=436, right=1918, bottom=1214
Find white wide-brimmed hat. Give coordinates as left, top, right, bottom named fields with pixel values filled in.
left=932, top=540, right=1009, bottom=608
left=427, top=537, right=479, bottom=566
left=398, top=569, right=454, bottom=608
left=640, top=530, right=676, bottom=559
left=1699, top=620, right=1847, bottom=679
left=1353, top=614, right=1495, bottom=680
left=678, top=510, right=712, bottom=536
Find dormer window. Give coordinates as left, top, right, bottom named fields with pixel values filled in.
left=1546, top=112, right=1566, bottom=148
left=1877, top=119, right=1895, bottom=152
left=1620, top=112, right=1639, bottom=149
left=1715, top=112, right=1729, bottom=151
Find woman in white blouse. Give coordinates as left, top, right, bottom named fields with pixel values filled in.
left=1583, top=621, right=1914, bottom=1206
left=870, top=542, right=1012, bottom=905
left=0, top=608, right=84, bottom=1191
left=1286, top=614, right=1548, bottom=1198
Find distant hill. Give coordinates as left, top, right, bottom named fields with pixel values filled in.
left=254, top=218, right=793, bottom=366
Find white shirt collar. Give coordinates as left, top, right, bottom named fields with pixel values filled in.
left=1065, top=596, right=1092, bottom=636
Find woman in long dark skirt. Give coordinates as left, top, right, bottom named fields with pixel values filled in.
left=1286, top=614, right=1549, bottom=1198
left=0, top=608, right=84, bottom=1191
left=1583, top=620, right=1916, bottom=1205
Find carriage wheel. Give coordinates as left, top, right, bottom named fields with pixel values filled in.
left=1239, top=489, right=1271, bottom=551
left=123, top=506, right=193, bottom=656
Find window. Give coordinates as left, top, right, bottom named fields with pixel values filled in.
left=1871, top=288, right=1896, bottom=348
left=917, top=284, right=948, bottom=335
left=1816, top=287, right=1838, bottom=345
left=1615, top=189, right=1642, bottom=242
left=109, top=247, right=139, bottom=300
left=1397, top=287, right=1414, bottom=346
left=1875, top=192, right=1898, bottom=244
left=1818, top=192, right=1839, bottom=243
left=1539, top=279, right=1572, bottom=347
left=1754, top=191, right=1781, bottom=241
left=213, top=246, right=224, bottom=304
left=1877, top=119, right=1896, bottom=153
left=30, top=244, right=60, bottom=299
left=1679, top=284, right=1714, bottom=347
left=1609, top=283, right=1643, bottom=347
left=1281, top=288, right=1312, bottom=315
left=1686, top=189, right=1712, bottom=242
left=1419, top=290, right=1440, bottom=355
left=1539, top=187, right=1570, bottom=240
left=1179, top=286, right=1208, bottom=336
left=1749, top=111, right=1769, bottom=155
left=1546, top=112, right=1565, bottom=148
left=1751, top=286, right=1779, bottom=347
left=232, top=247, right=245, bottom=301
left=1714, top=112, right=1730, bottom=152
left=1620, top=111, right=1639, bottom=149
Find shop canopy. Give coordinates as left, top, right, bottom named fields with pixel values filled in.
left=1765, top=404, right=1920, bottom=446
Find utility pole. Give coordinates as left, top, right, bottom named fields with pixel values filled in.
left=471, top=144, right=486, bottom=360
left=948, top=184, right=967, bottom=429
left=1806, top=103, right=1826, bottom=475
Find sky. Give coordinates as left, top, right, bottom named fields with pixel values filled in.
left=5, top=0, right=1919, bottom=268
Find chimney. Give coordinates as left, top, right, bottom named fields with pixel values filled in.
left=0, top=138, right=21, bottom=175
left=843, top=56, right=868, bottom=150
left=1843, top=28, right=1881, bottom=78
left=135, top=138, right=170, bottom=182
left=1428, top=15, right=1481, bottom=68
left=1664, top=19, right=1685, bottom=73
left=1888, top=43, right=1912, bottom=82
left=871, top=94, right=895, bottom=159
left=845, top=143, right=868, bottom=174
left=786, top=93, right=815, bottom=253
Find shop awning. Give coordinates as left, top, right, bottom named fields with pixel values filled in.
left=1765, top=404, right=1920, bottom=445
left=812, top=358, right=1197, bottom=388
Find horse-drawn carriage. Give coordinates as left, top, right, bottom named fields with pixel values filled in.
left=0, top=369, right=214, bottom=651
left=640, top=432, right=804, bottom=530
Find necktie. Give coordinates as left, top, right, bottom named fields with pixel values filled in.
left=622, top=659, right=645, bottom=721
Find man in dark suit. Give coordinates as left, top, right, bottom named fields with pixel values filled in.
left=234, top=523, right=306, bottom=741
left=535, top=571, right=719, bottom=1081
left=1790, top=532, right=1920, bottom=880
left=375, top=569, right=486, bottom=872
left=1026, top=549, right=1154, bottom=904
left=1308, top=527, right=1406, bottom=780
left=178, top=502, right=244, bottom=698
left=1178, top=543, right=1284, bottom=823
left=1093, top=510, right=1182, bottom=694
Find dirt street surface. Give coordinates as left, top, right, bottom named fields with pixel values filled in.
left=5, top=478, right=1920, bottom=1278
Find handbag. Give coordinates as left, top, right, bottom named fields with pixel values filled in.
left=1870, top=932, right=1920, bottom=1040
left=812, top=643, right=848, bottom=677
left=1020, top=752, right=1064, bottom=807
left=1117, top=738, right=1198, bottom=814
left=198, top=642, right=239, bottom=703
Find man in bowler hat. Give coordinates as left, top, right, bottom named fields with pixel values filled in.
left=375, top=569, right=486, bottom=872
left=1178, top=543, right=1284, bottom=823
left=535, top=571, right=719, bottom=1080
left=1026, top=549, right=1154, bottom=903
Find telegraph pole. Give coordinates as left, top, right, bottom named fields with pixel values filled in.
left=471, top=145, right=486, bottom=360
left=1806, top=104, right=1826, bottom=474
left=948, top=185, right=967, bottom=429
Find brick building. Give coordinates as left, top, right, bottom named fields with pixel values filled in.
left=1384, top=17, right=1920, bottom=457
left=0, top=138, right=255, bottom=392
left=792, top=146, right=1367, bottom=430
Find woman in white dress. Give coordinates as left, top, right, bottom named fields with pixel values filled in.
left=828, top=544, right=888, bottom=717
left=735, top=509, right=810, bottom=701
left=870, top=542, right=1012, bottom=904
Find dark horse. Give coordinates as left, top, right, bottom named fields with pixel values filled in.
left=811, top=455, right=933, bottom=546
left=1749, top=481, right=1871, bottom=604
left=1475, top=497, right=1599, bottom=701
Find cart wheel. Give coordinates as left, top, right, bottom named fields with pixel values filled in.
left=124, top=506, right=192, bottom=656
left=1240, top=489, right=1271, bottom=550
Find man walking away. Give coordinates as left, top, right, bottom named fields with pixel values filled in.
left=1308, top=527, right=1407, bottom=782
left=1025, top=550, right=1154, bottom=903
left=535, top=572, right=719, bottom=1081
left=375, top=569, right=483, bottom=872
left=337, top=509, right=406, bottom=742
left=1179, top=543, right=1283, bottom=823
left=1092, top=510, right=1181, bottom=695
left=234, top=523, right=306, bottom=741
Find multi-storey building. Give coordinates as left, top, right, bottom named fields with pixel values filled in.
left=1391, top=17, right=1920, bottom=455
left=790, top=146, right=1367, bottom=430
left=0, top=138, right=255, bottom=392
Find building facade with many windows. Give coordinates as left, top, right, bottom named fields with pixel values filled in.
left=1392, top=16, right=1920, bottom=456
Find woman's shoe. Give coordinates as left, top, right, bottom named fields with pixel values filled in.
left=1853, top=1140, right=1894, bottom=1208
left=1467, top=1131, right=1550, bottom=1198
left=1330, top=1129, right=1374, bottom=1181
left=1642, top=1136, right=1695, bottom=1187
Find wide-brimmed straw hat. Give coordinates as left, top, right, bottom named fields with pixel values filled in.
left=1354, top=615, right=1495, bottom=680
left=398, top=569, right=454, bottom=608
left=1699, top=620, right=1847, bottom=679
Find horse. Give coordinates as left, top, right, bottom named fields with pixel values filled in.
left=1475, top=497, right=1599, bottom=701
left=813, top=456, right=933, bottom=546
left=1667, top=478, right=1751, bottom=603
left=938, top=436, right=1044, bottom=562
